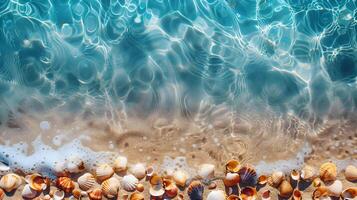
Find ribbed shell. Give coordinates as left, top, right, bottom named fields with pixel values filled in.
left=78, top=173, right=96, bottom=191
left=121, top=174, right=139, bottom=192
left=0, top=173, right=23, bottom=192
left=113, top=156, right=128, bottom=172
left=238, top=165, right=257, bottom=187
left=268, top=171, right=284, bottom=188
left=89, top=188, right=102, bottom=200
left=95, top=164, right=114, bottom=182
left=56, top=177, right=75, bottom=193
left=130, top=163, right=146, bottom=180
left=187, top=181, right=204, bottom=200
left=101, top=177, right=120, bottom=198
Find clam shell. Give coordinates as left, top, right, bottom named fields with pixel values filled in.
left=258, top=175, right=268, bottom=185
left=136, top=183, right=144, bottom=192
left=0, top=173, right=23, bottom=192
left=290, top=170, right=300, bottom=181
left=223, top=172, right=240, bottom=187
left=53, top=190, right=65, bottom=200
left=88, top=188, right=102, bottom=200
left=21, top=184, right=38, bottom=199
left=130, top=163, right=146, bottom=180
left=25, top=173, right=46, bottom=191
left=173, top=170, right=188, bottom=187
left=278, top=180, right=293, bottom=198
left=227, top=195, right=240, bottom=200
left=326, top=180, right=342, bottom=197
left=55, top=177, right=75, bottom=193
left=198, top=164, right=215, bottom=179
left=292, top=189, right=302, bottom=200
left=65, top=156, right=85, bottom=173
left=187, top=180, right=204, bottom=200
left=240, top=187, right=257, bottom=200
left=238, top=165, right=257, bottom=187
left=226, top=159, right=240, bottom=173
left=121, top=174, right=139, bottom=192
left=95, top=164, right=114, bottom=182
left=341, top=187, right=357, bottom=199
left=130, top=192, right=144, bottom=200
left=207, top=190, right=226, bottom=200
left=0, top=188, right=4, bottom=200
left=113, top=156, right=128, bottom=173
left=101, top=177, right=120, bottom=198
left=268, top=171, right=284, bottom=188
left=319, top=162, right=337, bottom=183
left=261, top=189, right=271, bottom=200
left=165, top=183, right=178, bottom=198
left=312, top=186, right=330, bottom=199
left=78, top=173, right=96, bottom=191
left=301, top=165, right=316, bottom=181
left=149, top=185, right=165, bottom=197
left=344, top=165, right=357, bottom=182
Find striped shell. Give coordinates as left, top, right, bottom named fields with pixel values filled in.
left=78, top=173, right=96, bottom=191
left=25, top=173, right=47, bottom=191
left=89, top=188, right=102, bottom=200
left=101, top=177, right=120, bottom=198
left=113, top=156, right=128, bottom=173
left=55, top=177, right=75, bottom=193
left=238, top=165, right=257, bottom=187
left=319, top=162, right=337, bottom=183
left=301, top=165, right=316, bottom=181
left=187, top=181, right=204, bottom=200
left=121, top=174, right=139, bottom=192
left=0, top=173, right=23, bottom=192
left=95, top=164, right=114, bottom=182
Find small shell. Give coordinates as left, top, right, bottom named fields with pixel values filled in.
left=227, top=195, right=240, bottom=200
left=313, top=178, right=322, bottom=187
left=258, top=175, right=268, bottom=185
left=0, top=188, right=4, bottom=200
left=319, top=162, right=337, bottom=183
left=25, top=173, right=46, bottom=191
left=53, top=190, right=65, bottom=200
left=149, top=185, right=165, bottom=197
left=130, top=192, right=144, bottom=200
left=78, top=173, right=96, bottom=191
left=56, top=177, right=75, bottom=193
left=341, top=187, right=357, bottom=199
left=223, top=172, right=240, bottom=187
left=130, top=163, right=146, bottom=180
left=88, top=188, right=102, bottom=200
left=208, top=182, right=217, bottom=190
left=292, top=189, right=302, bottom=200
left=72, top=188, right=82, bottom=199
left=344, top=165, right=357, bottom=182
left=173, top=170, right=188, bottom=187
left=238, top=165, right=257, bottom=186
left=278, top=180, right=293, bottom=198
left=95, top=164, right=114, bottom=182
left=121, top=174, right=139, bottom=192
left=290, top=170, right=300, bottom=181
left=113, top=156, right=128, bottom=173
left=0, top=173, right=23, bottom=192
left=149, top=174, right=162, bottom=186
left=146, top=166, right=155, bottom=178
left=197, top=164, right=215, bottom=179
left=268, top=171, right=284, bottom=188
left=21, top=184, right=38, bottom=199
left=101, top=177, right=120, bottom=198
left=65, top=156, right=85, bottom=173
left=326, top=180, right=342, bottom=197
left=43, top=194, right=52, bottom=200
left=187, top=181, right=204, bottom=200
left=226, top=159, right=240, bottom=173
left=261, top=189, right=271, bottom=200
left=301, top=165, right=316, bottom=181
left=240, top=187, right=257, bottom=200
left=165, top=183, right=178, bottom=198
left=312, top=186, right=330, bottom=199
left=136, top=183, right=144, bottom=192
left=207, top=190, right=226, bottom=200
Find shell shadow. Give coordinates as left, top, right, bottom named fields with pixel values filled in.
left=298, top=180, right=312, bottom=191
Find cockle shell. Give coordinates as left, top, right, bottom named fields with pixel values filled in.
left=341, top=187, right=357, bottom=199
left=240, top=187, right=257, bottom=200
left=78, top=173, right=96, bottom=191
left=258, top=175, right=268, bottom=185
left=21, top=184, right=38, bottom=199
left=113, top=156, right=128, bottom=173
left=290, top=170, right=300, bottom=181
left=0, top=188, right=4, bottom=200
left=0, top=173, right=23, bottom=192
left=56, top=177, right=75, bottom=193
left=89, top=188, right=102, bottom=200
left=130, top=192, right=144, bottom=200
left=72, top=188, right=83, bottom=199
left=278, top=180, right=293, bottom=198
left=198, top=164, right=215, bottom=179
left=65, top=156, right=85, bottom=173
left=223, top=172, right=240, bottom=187
left=238, top=165, right=257, bottom=186
left=95, top=164, right=114, bottom=182
left=53, top=190, right=65, bottom=200
left=226, top=159, right=240, bottom=173
left=101, top=177, right=120, bottom=198
left=130, top=163, right=146, bottom=180
left=312, top=186, right=330, bottom=199
left=173, top=170, right=188, bottom=187
left=301, top=165, right=316, bottom=181
left=268, top=171, right=284, bottom=188
left=344, top=165, right=357, bottom=182
left=326, top=180, right=342, bottom=197
left=25, top=173, right=47, bottom=191
left=164, top=183, right=178, bottom=198
left=121, top=174, right=139, bottom=192
left=207, top=190, right=226, bottom=200
left=187, top=181, right=204, bottom=200
left=261, top=189, right=271, bottom=200
left=292, top=189, right=302, bottom=200
left=319, top=162, right=337, bottom=183
left=149, top=185, right=165, bottom=197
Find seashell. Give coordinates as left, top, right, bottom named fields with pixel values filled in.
left=207, top=190, right=226, bottom=200
left=53, top=190, right=65, bottom=200
left=223, top=172, right=240, bottom=187
left=344, top=165, right=357, bottom=182
left=113, top=156, right=128, bottom=173
left=197, top=164, right=215, bottom=179
left=149, top=185, right=165, bottom=197
left=21, top=184, right=38, bottom=199
left=136, top=183, right=144, bottom=192
left=0, top=173, right=23, bottom=192
left=278, top=180, right=293, bottom=198
left=130, top=163, right=146, bottom=180
left=72, top=188, right=82, bottom=199
left=227, top=195, right=240, bottom=200
left=258, top=175, right=268, bottom=185
left=312, top=186, right=330, bottom=199
left=88, top=188, right=102, bottom=200
left=56, top=177, right=75, bottom=193
left=261, top=189, right=271, bottom=200
left=301, top=165, right=316, bottom=181
left=325, top=180, right=342, bottom=197
left=187, top=180, right=204, bottom=200
left=341, top=187, right=357, bottom=199
left=42, top=194, right=52, bottom=200
left=292, top=189, right=302, bottom=200
left=121, top=174, right=139, bottom=192
left=240, top=187, right=257, bottom=200
left=173, top=170, right=188, bottom=187
left=101, top=177, right=120, bottom=198
left=65, top=156, right=85, bottom=173
left=165, top=183, right=178, bottom=198
left=208, top=182, right=217, bottom=190
left=313, top=178, right=322, bottom=187
left=95, top=164, right=114, bottom=182
left=290, top=170, right=300, bottom=181
left=319, top=162, right=337, bottom=183
left=149, top=174, right=162, bottom=186
left=0, top=188, right=4, bottom=200
left=53, top=162, right=69, bottom=177
left=238, top=165, right=257, bottom=186
left=268, top=171, right=284, bottom=188
left=226, top=159, right=240, bottom=173
left=130, top=192, right=144, bottom=200
left=25, top=173, right=46, bottom=191
left=146, top=166, right=155, bottom=178
left=78, top=173, right=96, bottom=191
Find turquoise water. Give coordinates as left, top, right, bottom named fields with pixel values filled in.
left=0, top=0, right=357, bottom=124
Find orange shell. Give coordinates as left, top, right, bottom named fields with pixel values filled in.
left=223, top=173, right=240, bottom=187
left=55, top=177, right=75, bottom=193
left=240, top=187, right=257, bottom=200
left=136, top=183, right=144, bottom=192
left=227, top=194, right=241, bottom=200
left=319, top=162, right=337, bottom=183
left=0, top=188, right=4, bottom=200
left=89, top=188, right=103, bottom=200
left=312, top=186, right=330, bottom=199
left=226, top=159, right=240, bottom=173
left=130, top=192, right=144, bottom=200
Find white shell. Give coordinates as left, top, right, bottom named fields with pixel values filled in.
left=149, top=185, right=165, bottom=197
left=173, top=170, right=188, bottom=187
left=0, top=173, right=23, bottom=192
left=345, top=165, right=357, bottom=182
left=22, top=184, right=37, bottom=199
left=101, top=177, right=120, bottom=198
left=197, top=164, right=215, bottom=179
left=113, top=156, right=128, bottom=172
left=78, top=173, right=96, bottom=191
left=53, top=190, right=65, bottom=200
left=96, top=164, right=114, bottom=182
left=121, top=174, right=139, bottom=192
left=207, top=190, right=226, bottom=200
left=326, top=180, right=343, bottom=197
left=130, top=163, right=146, bottom=180
left=65, top=156, right=84, bottom=173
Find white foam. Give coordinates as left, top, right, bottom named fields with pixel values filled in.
left=40, top=121, right=51, bottom=131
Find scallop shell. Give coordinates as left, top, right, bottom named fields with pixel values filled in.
left=292, top=189, right=302, bottom=200
left=95, top=164, right=114, bottom=182
left=173, top=170, right=188, bottom=187
left=53, top=190, right=65, bottom=200
left=240, top=187, right=257, bottom=200
left=278, top=180, right=293, bottom=198
left=326, top=180, right=342, bottom=197
left=101, top=177, right=120, bottom=198
left=21, top=184, right=38, bottom=199
left=258, top=175, right=268, bottom=185
left=130, top=192, right=144, bottom=200
left=121, top=174, right=139, bottom=192
left=268, top=171, right=284, bottom=188
left=319, top=162, right=337, bottom=183
left=113, top=156, right=128, bottom=173
left=226, top=159, right=240, bottom=173
left=130, top=163, right=146, bottom=180
left=88, top=188, right=102, bottom=200
left=341, top=187, right=357, bottom=199
left=72, top=188, right=82, bottom=199
left=238, top=165, right=257, bottom=187
left=198, top=164, right=215, bottom=179
left=290, top=170, right=300, bottom=181
left=25, top=173, right=46, bottom=191
left=223, top=172, right=240, bottom=187
left=312, top=186, right=330, bottom=199
left=187, top=181, right=204, bottom=200
left=0, top=173, right=23, bottom=192
left=149, top=185, right=165, bottom=197
left=78, top=173, right=96, bottom=191
left=301, top=165, right=316, bottom=181
left=227, top=195, right=240, bottom=200
left=165, top=183, right=178, bottom=198
left=207, top=190, right=226, bottom=200
left=344, top=165, right=357, bottom=182
left=0, top=188, right=4, bottom=200
left=261, top=189, right=271, bottom=200
left=56, top=177, right=75, bottom=193
left=65, top=156, right=85, bottom=173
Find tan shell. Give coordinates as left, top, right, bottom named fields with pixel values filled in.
left=226, top=159, right=240, bottom=173
left=268, top=171, right=284, bottom=188
left=136, top=183, right=144, bottom=192
left=55, top=177, right=75, bottom=193
left=326, top=180, right=342, bottom=197
left=25, top=173, right=46, bottom=191
left=312, top=178, right=322, bottom=187
left=101, top=177, right=120, bottom=198
left=319, top=162, right=337, bottom=183
left=223, top=172, right=240, bottom=187
left=21, top=184, right=38, bottom=199
left=95, top=164, right=114, bottom=182
left=292, top=189, right=302, bottom=200
left=149, top=174, right=162, bottom=186
left=207, top=190, right=226, bottom=200
left=341, top=187, right=357, bottom=199
left=240, top=187, right=257, bottom=200
left=121, top=174, right=139, bottom=192
left=0, top=173, right=23, bottom=192
left=261, top=189, right=271, bottom=200
left=89, top=188, right=102, bottom=200
left=0, top=188, right=4, bottom=200
left=344, top=165, right=357, bottom=182
left=113, top=156, right=128, bottom=173
left=130, top=192, right=144, bottom=200
left=290, top=170, right=300, bottom=181
left=173, top=170, right=188, bottom=187
left=78, top=173, right=96, bottom=191
left=130, top=163, right=146, bottom=180
left=312, top=186, right=330, bottom=199
left=301, top=165, right=316, bottom=181
left=197, top=164, right=215, bottom=179
left=258, top=175, right=268, bottom=185
left=278, top=180, right=293, bottom=198
left=208, top=182, right=217, bottom=190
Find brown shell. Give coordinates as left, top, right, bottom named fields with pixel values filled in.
left=258, top=175, right=268, bottom=185
left=130, top=192, right=144, bottom=200
left=226, top=159, right=240, bottom=173
left=72, top=189, right=82, bottom=199
left=261, top=189, right=270, bottom=199
left=136, top=183, right=144, bottom=192
left=0, top=188, right=4, bottom=200
left=0, top=173, right=23, bottom=192
left=312, top=186, right=330, bottom=199
left=292, top=189, right=302, bottom=200
left=165, top=183, right=178, bottom=198
left=240, top=187, right=257, bottom=200
left=55, top=177, right=75, bottom=193
left=278, top=180, right=293, bottom=198
left=290, top=170, right=300, bottom=181
left=223, top=172, right=240, bottom=187
left=319, top=162, right=337, bottom=183
left=27, top=174, right=46, bottom=191
left=89, top=188, right=103, bottom=200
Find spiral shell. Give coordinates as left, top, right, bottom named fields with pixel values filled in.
left=121, top=174, right=139, bottom=192
left=0, top=173, right=23, bottom=192
left=261, top=189, right=271, bottom=200
left=326, top=180, right=342, bottom=197
left=0, top=188, right=4, bottom=200
left=130, top=192, right=144, bottom=200
left=268, top=171, right=284, bottom=188
left=25, top=173, right=46, bottom=191
left=21, top=184, right=38, bottom=199
left=198, top=164, right=215, bottom=179
left=95, top=164, right=114, bottom=182
left=238, top=165, right=257, bottom=186
left=341, top=187, right=357, bottom=199
left=301, top=165, right=316, bottom=181
left=130, top=163, right=146, bottom=180
left=89, top=188, right=102, bottom=200
left=187, top=181, right=204, bottom=200
left=292, top=189, right=302, bottom=200
left=101, top=177, right=120, bottom=198
left=223, top=172, right=240, bottom=187
left=55, top=177, right=75, bottom=193
left=173, top=170, right=188, bottom=187
left=207, top=190, right=226, bottom=200
left=240, top=187, right=257, bottom=200
left=226, top=159, right=240, bottom=173
left=53, top=190, right=65, bottom=200
left=278, top=180, right=293, bottom=198
left=344, top=165, right=357, bottom=182
left=78, top=173, right=96, bottom=191
left=319, top=162, right=337, bottom=183
left=113, top=156, right=128, bottom=173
